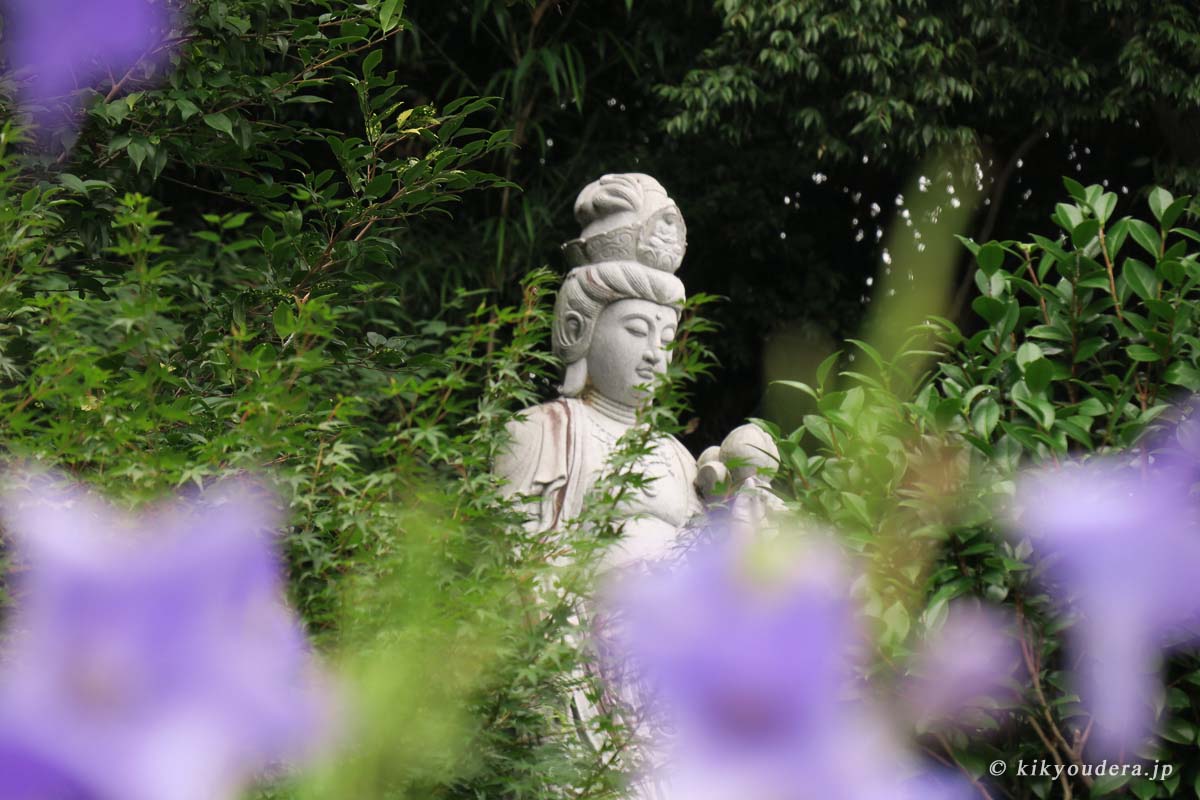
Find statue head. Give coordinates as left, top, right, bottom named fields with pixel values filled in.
left=553, top=174, right=688, bottom=404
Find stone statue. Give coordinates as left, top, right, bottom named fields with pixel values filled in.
left=495, top=172, right=702, bottom=570
left=494, top=173, right=783, bottom=798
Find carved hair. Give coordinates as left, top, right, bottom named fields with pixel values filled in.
left=554, top=173, right=687, bottom=397
left=552, top=263, right=684, bottom=396
left=574, top=173, right=668, bottom=231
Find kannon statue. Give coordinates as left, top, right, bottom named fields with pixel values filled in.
left=494, top=173, right=781, bottom=798
left=495, top=172, right=703, bottom=570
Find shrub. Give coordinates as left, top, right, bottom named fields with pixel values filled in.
left=775, top=180, right=1200, bottom=798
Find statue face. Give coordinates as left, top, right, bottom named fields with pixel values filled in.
left=586, top=298, right=679, bottom=406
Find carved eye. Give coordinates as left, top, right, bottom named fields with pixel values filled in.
left=661, top=327, right=677, bottom=345
left=624, top=319, right=650, bottom=338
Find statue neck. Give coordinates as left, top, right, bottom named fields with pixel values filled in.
left=583, top=391, right=639, bottom=426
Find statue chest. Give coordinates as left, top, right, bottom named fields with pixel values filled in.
left=578, top=414, right=699, bottom=534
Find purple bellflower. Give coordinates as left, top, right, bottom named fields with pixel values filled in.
left=603, top=534, right=1006, bottom=800
left=0, top=733, right=97, bottom=799
left=901, top=603, right=1019, bottom=727
left=0, top=474, right=334, bottom=800
left=1014, top=452, right=1200, bottom=759
left=2, top=0, right=176, bottom=128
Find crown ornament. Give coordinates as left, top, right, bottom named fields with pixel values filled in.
left=561, top=173, right=687, bottom=274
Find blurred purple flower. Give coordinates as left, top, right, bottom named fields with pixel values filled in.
left=3, top=0, right=176, bottom=127
left=0, top=733, right=97, bottom=799
left=603, top=535, right=976, bottom=800
left=1014, top=455, right=1200, bottom=758
left=0, top=474, right=334, bottom=800
left=902, top=603, right=1019, bottom=726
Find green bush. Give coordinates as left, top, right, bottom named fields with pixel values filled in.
left=6, top=0, right=1200, bottom=796
left=775, top=180, right=1200, bottom=798
left=0, top=1, right=682, bottom=796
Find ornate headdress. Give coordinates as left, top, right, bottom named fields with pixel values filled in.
left=561, top=173, right=687, bottom=274
left=553, top=173, right=687, bottom=397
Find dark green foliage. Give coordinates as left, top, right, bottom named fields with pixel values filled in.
left=0, top=0, right=519, bottom=621
left=659, top=0, right=1200, bottom=183
left=390, top=1, right=1200, bottom=448
left=774, top=181, right=1200, bottom=797
left=6, top=0, right=1200, bottom=796
left=0, top=2, right=706, bottom=796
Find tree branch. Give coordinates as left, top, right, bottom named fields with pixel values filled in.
left=950, top=126, right=1048, bottom=323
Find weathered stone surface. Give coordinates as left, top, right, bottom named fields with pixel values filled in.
left=495, top=173, right=700, bottom=569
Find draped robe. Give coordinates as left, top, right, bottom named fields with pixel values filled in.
left=496, top=397, right=701, bottom=567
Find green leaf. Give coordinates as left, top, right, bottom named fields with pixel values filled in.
left=1024, top=358, right=1053, bottom=394
left=1160, top=717, right=1193, bottom=745
left=1078, top=274, right=1112, bottom=290
left=976, top=242, right=1004, bottom=273
left=366, top=172, right=395, bottom=198
left=363, top=49, right=383, bottom=78
left=1092, top=191, right=1117, bottom=223
left=126, top=139, right=148, bottom=171
left=1071, top=218, right=1099, bottom=248
left=840, top=491, right=873, bottom=528
left=1127, top=218, right=1161, bottom=258
left=175, top=97, right=200, bottom=120
left=379, top=0, right=403, bottom=31
left=284, top=95, right=331, bottom=105
left=1159, top=258, right=1185, bottom=286
left=1075, top=337, right=1105, bottom=362
left=1054, top=202, right=1084, bottom=232
left=1062, top=176, right=1087, bottom=201
left=775, top=380, right=820, bottom=400
left=1130, top=779, right=1159, bottom=800
left=970, top=397, right=1000, bottom=437
left=221, top=212, right=252, bottom=230
left=1032, top=233, right=1070, bottom=263
left=971, top=295, right=1005, bottom=325
left=1127, top=345, right=1161, bottom=362
left=1149, top=186, right=1174, bottom=222
left=1121, top=258, right=1158, bottom=301
left=815, top=351, right=840, bottom=388
left=882, top=601, right=910, bottom=642
left=1106, top=217, right=1130, bottom=257
left=1164, top=362, right=1200, bottom=390
left=1016, top=341, right=1043, bottom=368
left=282, top=207, right=303, bottom=237
left=933, top=396, right=961, bottom=429
left=273, top=303, right=297, bottom=338
left=1162, top=195, right=1190, bottom=228
left=1093, top=773, right=1132, bottom=795
left=59, top=173, right=88, bottom=193
left=203, top=112, right=235, bottom=139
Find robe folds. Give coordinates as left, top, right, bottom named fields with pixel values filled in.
left=496, top=397, right=701, bottom=567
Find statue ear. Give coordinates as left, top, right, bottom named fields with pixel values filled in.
left=561, top=310, right=586, bottom=347
left=556, top=310, right=590, bottom=396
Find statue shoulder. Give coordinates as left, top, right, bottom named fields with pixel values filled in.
left=501, top=398, right=577, bottom=446
left=495, top=399, right=580, bottom=493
